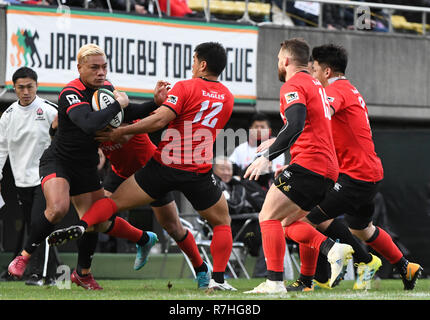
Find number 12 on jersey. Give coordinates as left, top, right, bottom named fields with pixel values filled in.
left=192, top=100, right=223, bottom=128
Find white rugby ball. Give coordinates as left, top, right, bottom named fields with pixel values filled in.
left=91, top=88, right=124, bottom=128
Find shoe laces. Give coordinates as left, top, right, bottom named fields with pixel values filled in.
left=14, top=256, right=29, bottom=268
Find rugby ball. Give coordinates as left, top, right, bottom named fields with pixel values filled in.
left=91, top=88, right=124, bottom=128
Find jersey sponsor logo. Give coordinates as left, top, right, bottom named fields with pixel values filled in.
left=285, top=92, right=299, bottom=104
left=202, top=90, right=225, bottom=100
left=167, top=95, right=178, bottom=105
left=66, top=94, right=81, bottom=105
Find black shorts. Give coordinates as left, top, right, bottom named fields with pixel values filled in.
left=39, top=148, right=101, bottom=196
left=275, top=163, right=335, bottom=211
left=103, top=166, right=175, bottom=207
left=307, top=173, right=381, bottom=230
left=134, top=158, right=222, bottom=211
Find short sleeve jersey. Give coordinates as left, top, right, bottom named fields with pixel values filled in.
left=100, top=130, right=156, bottom=179
left=153, top=77, right=234, bottom=173
left=279, top=71, right=338, bottom=182
left=325, top=78, right=383, bottom=182
left=52, top=78, right=114, bottom=167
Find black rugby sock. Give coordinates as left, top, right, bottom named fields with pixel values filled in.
left=319, top=238, right=335, bottom=256
left=324, top=219, right=371, bottom=264
left=136, top=232, right=150, bottom=246
left=194, top=261, right=208, bottom=274
left=395, top=257, right=409, bottom=277
left=212, top=272, right=225, bottom=283
left=314, top=253, right=330, bottom=283
left=298, top=274, right=314, bottom=288
left=24, top=213, right=56, bottom=254
left=76, top=232, right=99, bottom=273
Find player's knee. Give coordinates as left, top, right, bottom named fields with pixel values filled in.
left=349, top=222, right=375, bottom=241
left=207, top=213, right=231, bottom=227
left=93, top=220, right=111, bottom=233
left=167, top=224, right=187, bottom=242
left=162, top=220, right=184, bottom=240
left=306, top=205, right=330, bottom=225
left=45, top=202, right=69, bottom=223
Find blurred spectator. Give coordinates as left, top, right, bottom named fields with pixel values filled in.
left=323, top=4, right=350, bottom=30
left=229, top=112, right=286, bottom=191
left=390, top=0, right=430, bottom=24
left=270, top=0, right=391, bottom=32
left=158, top=0, right=192, bottom=17
left=284, top=0, right=319, bottom=27
left=89, top=0, right=148, bottom=14
left=213, top=156, right=266, bottom=217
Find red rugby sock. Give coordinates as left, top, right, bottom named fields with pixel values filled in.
left=210, top=225, right=232, bottom=273
left=366, top=227, right=403, bottom=264
left=81, top=198, right=118, bottom=228
left=298, top=243, right=319, bottom=276
left=284, top=220, right=328, bottom=249
left=176, top=230, right=204, bottom=268
left=260, top=220, right=285, bottom=273
left=106, top=216, right=143, bottom=243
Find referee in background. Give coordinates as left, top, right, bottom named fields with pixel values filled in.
left=0, top=67, right=59, bottom=285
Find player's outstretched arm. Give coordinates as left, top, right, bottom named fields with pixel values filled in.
left=261, top=103, right=306, bottom=161
left=244, top=103, right=306, bottom=181
left=121, top=81, right=171, bottom=122
left=95, top=106, right=176, bottom=142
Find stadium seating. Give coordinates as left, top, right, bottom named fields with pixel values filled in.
left=160, top=216, right=251, bottom=279
left=391, top=15, right=430, bottom=34
left=187, top=0, right=271, bottom=18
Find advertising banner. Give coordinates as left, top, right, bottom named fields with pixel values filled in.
left=5, top=5, right=258, bottom=103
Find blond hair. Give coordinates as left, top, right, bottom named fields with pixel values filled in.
left=77, top=43, right=106, bottom=64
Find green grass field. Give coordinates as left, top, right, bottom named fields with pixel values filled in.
left=1, top=278, right=429, bottom=300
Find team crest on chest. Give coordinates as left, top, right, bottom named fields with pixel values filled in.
left=35, top=107, right=45, bottom=120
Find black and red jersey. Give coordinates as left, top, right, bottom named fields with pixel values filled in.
left=51, top=78, right=115, bottom=167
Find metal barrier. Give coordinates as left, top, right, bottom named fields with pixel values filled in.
left=277, top=0, right=430, bottom=35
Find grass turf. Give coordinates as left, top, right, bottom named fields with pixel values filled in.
left=1, top=278, right=429, bottom=300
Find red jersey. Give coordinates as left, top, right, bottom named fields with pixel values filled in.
left=325, top=78, right=383, bottom=182
left=153, top=77, right=234, bottom=173
left=280, top=71, right=338, bottom=181
left=100, top=133, right=156, bottom=179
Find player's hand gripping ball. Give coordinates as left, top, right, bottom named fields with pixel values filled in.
left=92, top=88, right=124, bottom=128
